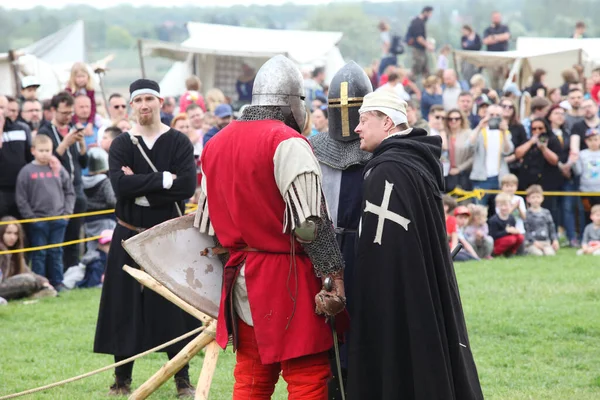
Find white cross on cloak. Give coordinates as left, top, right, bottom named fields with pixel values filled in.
left=364, top=180, right=411, bottom=245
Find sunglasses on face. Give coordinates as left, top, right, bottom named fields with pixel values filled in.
left=531, top=126, right=545, bottom=132
left=113, top=105, right=127, bottom=109
left=434, top=115, right=445, bottom=120
left=447, top=117, right=462, bottom=122
left=501, top=104, right=514, bottom=109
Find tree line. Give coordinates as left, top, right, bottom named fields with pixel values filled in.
left=0, top=0, right=598, bottom=66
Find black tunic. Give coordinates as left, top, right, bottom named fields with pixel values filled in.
left=94, top=129, right=199, bottom=356
left=347, top=129, right=483, bottom=400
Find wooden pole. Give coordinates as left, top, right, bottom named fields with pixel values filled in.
left=128, top=321, right=217, bottom=400
left=137, top=39, right=147, bottom=78
left=123, top=265, right=212, bottom=324
left=195, top=341, right=221, bottom=400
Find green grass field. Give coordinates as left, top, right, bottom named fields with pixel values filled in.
left=1, top=250, right=600, bottom=399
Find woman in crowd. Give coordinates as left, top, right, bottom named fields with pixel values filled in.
left=311, top=107, right=328, bottom=136
left=546, top=104, right=584, bottom=247
left=172, top=113, right=202, bottom=157
left=527, top=69, right=548, bottom=98
left=547, top=88, right=562, bottom=105
left=420, top=75, right=443, bottom=120
left=443, top=109, right=474, bottom=192
left=513, top=118, right=563, bottom=222
left=205, top=88, right=226, bottom=113
left=0, top=217, right=56, bottom=302
left=500, top=97, right=527, bottom=177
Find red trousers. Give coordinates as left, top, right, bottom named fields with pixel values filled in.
left=233, top=320, right=331, bottom=400
left=493, top=234, right=524, bottom=256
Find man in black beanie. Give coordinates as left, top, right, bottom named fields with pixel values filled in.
left=93, top=79, right=198, bottom=397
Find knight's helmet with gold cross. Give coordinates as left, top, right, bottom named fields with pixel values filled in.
left=327, top=61, right=374, bottom=142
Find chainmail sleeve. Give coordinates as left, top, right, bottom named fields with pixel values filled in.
left=273, top=137, right=344, bottom=277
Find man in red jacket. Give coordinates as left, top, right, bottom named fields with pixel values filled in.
left=195, top=55, right=347, bottom=399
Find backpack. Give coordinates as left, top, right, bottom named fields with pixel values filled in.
left=390, top=34, right=405, bottom=55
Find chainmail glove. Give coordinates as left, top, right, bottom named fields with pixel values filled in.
left=315, top=272, right=346, bottom=317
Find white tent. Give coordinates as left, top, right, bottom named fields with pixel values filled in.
left=517, top=37, right=600, bottom=67
left=141, top=22, right=345, bottom=99
left=453, top=47, right=591, bottom=90
left=0, top=21, right=86, bottom=100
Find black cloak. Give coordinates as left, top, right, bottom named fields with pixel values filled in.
left=347, top=129, right=483, bottom=400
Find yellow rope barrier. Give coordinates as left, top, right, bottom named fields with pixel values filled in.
left=1, top=204, right=198, bottom=226
left=0, top=210, right=115, bottom=226
left=0, top=236, right=102, bottom=255
left=450, top=188, right=600, bottom=201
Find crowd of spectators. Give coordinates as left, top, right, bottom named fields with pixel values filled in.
left=2, top=13, right=600, bottom=303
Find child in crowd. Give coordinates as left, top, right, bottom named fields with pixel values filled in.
left=179, top=76, right=207, bottom=113
left=454, top=206, right=480, bottom=261
left=496, top=174, right=526, bottom=235
left=489, top=193, right=525, bottom=257
left=443, top=195, right=459, bottom=251
left=463, top=204, right=494, bottom=259
left=82, top=148, right=116, bottom=251
left=76, top=229, right=113, bottom=288
left=524, top=185, right=559, bottom=256
left=590, top=67, right=600, bottom=104
left=573, top=128, right=600, bottom=222
left=437, top=44, right=452, bottom=71
left=442, top=195, right=477, bottom=261
left=100, top=126, right=123, bottom=153
left=578, top=205, right=600, bottom=255
left=15, top=135, right=75, bottom=291
left=0, top=216, right=57, bottom=301
left=66, top=62, right=97, bottom=127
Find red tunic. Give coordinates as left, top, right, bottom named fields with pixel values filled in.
left=201, top=119, right=332, bottom=364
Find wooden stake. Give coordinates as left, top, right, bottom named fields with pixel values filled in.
left=123, top=265, right=212, bottom=324
left=129, top=321, right=217, bottom=400
left=195, top=341, right=221, bottom=400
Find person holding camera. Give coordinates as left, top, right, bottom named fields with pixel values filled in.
left=38, top=91, right=89, bottom=269
left=467, top=104, right=514, bottom=210
left=513, top=118, right=563, bottom=222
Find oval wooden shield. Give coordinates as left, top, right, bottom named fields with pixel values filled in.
left=122, top=213, right=223, bottom=319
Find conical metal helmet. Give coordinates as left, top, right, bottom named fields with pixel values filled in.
left=251, top=55, right=306, bottom=133
left=328, top=61, right=373, bottom=142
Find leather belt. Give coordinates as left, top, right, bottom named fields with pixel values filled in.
left=117, top=218, right=146, bottom=233
left=201, top=246, right=258, bottom=256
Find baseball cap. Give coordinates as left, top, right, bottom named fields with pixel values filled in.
left=475, top=95, right=491, bottom=109
left=214, top=104, right=233, bottom=119
left=585, top=128, right=599, bottom=138
left=454, top=206, right=471, bottom=217
left=98, top=229, right=114, bottom=245
left=21, top=76, right=40, bottom=89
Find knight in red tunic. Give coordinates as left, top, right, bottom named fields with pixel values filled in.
left=194, top=55, right=347, bottom=399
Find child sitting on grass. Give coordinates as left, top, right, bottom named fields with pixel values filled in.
left=454, top=205, right=480, bottom=261
left=442, top=195, right=477, bottom=261
left=489, top=192, right=525, bottom=257
left=524, top=185, right=559, bottom=256
left=463, top=204, right=494, bottom=259
left=496, top=173, right=527, bottom=235
left=578, top=204, right=600, bottom=256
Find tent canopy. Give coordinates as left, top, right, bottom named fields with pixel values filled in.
left=453, top=47, right=590, bottom=89
left=0, top=21, right=86, bottom=99
left=144, top=22, right=345, bottom=98
left=517, top=37, right=600, bottom=66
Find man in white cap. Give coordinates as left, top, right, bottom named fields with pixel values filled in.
left=94, top=79, right=198, bottom=398
left=347, top=89, right=484, bottom=400
left=20, top=76, right=40, bottom=103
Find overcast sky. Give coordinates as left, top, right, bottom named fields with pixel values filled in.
left=7, top=0, right=380, bottom=9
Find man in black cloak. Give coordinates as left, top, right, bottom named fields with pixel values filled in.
left=93, top=79, right=198, bottom=398
left=347, top=89, right=484, bottom=400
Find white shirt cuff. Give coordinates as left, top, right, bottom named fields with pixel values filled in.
left=135, top=196, right=150, bottom=207
left=163, top=171, right=173, bottom=189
